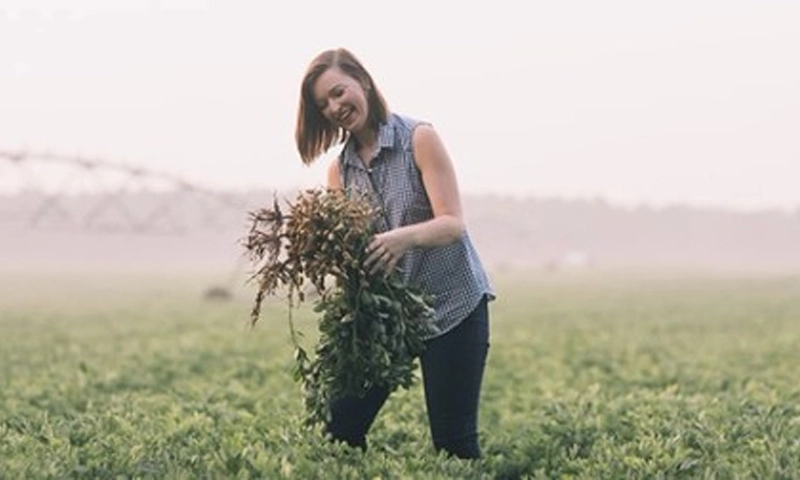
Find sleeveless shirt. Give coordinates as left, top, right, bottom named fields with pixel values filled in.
left=339, top=112, right=494, bottom=339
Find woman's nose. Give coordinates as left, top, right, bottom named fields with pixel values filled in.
left=327, top=99, right=341, bottom=116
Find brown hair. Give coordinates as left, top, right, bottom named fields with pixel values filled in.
left=295, top=48, right=389, bottom=164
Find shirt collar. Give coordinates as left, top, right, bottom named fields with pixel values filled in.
left=341, top=115, right=396, bottom=170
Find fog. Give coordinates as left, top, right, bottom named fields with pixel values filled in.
left=2, top=0, right=799, bottom=212
left=3, top=189, right=800, bottom=280
left=3, top=1, right=800, bottom=283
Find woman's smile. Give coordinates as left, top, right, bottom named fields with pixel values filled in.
left=337, top=106, right=354, bottom=126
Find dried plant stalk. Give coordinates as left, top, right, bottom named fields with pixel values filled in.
left=243, top=188, right=435, bottom=426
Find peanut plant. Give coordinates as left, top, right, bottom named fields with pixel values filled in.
left=243, top=188, right=434, bottom=426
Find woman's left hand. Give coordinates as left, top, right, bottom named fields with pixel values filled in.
left=364, top=229, right=415, bottom=275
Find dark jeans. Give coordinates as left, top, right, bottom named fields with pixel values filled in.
left=326, top=296, right=490, bottom=459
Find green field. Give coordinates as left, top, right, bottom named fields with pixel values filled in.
left=2, top=271, right=799, bottom=479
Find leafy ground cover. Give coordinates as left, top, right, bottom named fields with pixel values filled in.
left=1, top=271, right=799, bottom=478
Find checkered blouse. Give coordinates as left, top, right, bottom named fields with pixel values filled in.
left=339, top=113, right=494, bottom=339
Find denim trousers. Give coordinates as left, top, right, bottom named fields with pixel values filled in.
left=326, top=295, right=490, bottom=459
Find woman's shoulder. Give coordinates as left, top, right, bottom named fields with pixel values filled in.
left=387, top=112, right=433, bottom=151
left=389, top=112, right=428, bottom=129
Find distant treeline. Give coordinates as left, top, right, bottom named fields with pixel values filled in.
left=464, top=195, right=800, bottom=272
left=3, top=190, right=800, bottom=273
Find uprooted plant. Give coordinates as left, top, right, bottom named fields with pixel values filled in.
left=243, top=188, right=435, bottom=426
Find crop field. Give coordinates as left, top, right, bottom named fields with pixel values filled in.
left=2, top=270, right=799, bottom=478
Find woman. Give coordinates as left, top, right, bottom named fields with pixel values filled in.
left=295, top=47, right=494, bottom=459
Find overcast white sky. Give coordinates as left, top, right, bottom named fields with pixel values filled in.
left=1, top=0, right=799, bottom=212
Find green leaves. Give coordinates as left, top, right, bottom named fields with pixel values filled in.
left=243, top=188, right=434, bottom=426
left=3, top=274, right=800, bottom=477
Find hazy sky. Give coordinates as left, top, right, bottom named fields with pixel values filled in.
left=2, top=0, right=799, bottom=212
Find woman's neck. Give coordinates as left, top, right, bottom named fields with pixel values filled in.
left=354, top=128, right=378, bottom=166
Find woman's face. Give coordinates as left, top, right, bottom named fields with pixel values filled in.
left=312, top=66, right=370, bottom=135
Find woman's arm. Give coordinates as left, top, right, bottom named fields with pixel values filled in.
left=327, top=157, right=343, bottom=190
left=365, top=124, right=466, bottom=273
left=409, top=123, right=467, bottom=245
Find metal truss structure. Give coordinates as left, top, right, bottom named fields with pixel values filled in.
left=0, top=149, right=250, bottom=234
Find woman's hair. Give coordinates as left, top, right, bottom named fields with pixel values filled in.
left=295, top=48, right=389, bottom=164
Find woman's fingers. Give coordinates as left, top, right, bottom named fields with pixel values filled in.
left=365, top=242, right=382, bottom=266
left=365, top=242, right=394, bottom=275
left=366, top=232, right=409, bottom=275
